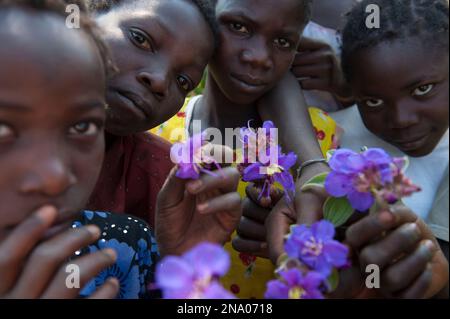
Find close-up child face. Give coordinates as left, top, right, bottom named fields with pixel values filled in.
left=350, top=38, right=449, bottom=157
left=0, top=9, right=106, bottom=241
left=95, top=0, right=215, bottom=136
left=209, top=0, right=308, bottom=105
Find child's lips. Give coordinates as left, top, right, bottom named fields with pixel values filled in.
left=393, top=133, right=430, bottom=151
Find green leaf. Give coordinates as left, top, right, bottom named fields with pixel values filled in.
left=325, top=149, right=336, bottom=162
left=301, top=172, right=329, bottom=192
left=326, top=268, right=340, bottom=293
left=323, top=197, right=354, bottom=227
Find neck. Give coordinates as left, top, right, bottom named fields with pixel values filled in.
left=197, top=72, right=262, bottom=135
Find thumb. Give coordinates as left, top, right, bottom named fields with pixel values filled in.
left=157, top=166, right=187, bottom=209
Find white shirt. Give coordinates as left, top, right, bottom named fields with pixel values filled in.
left=331, top=106, right=449, bottom=220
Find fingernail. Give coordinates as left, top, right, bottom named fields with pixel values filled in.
left=102, top=248, right=117, bottom=262
left=197, top=202, right=209, bottom=213
left=85, top=225, right=101, bottom=239
left=423, top=240, right=435, bottom=254
left=378, top=210, right=394, bottom=227
left=405, top=223, right=421, bottom=239
left=35, top=206, right=57, bottom=223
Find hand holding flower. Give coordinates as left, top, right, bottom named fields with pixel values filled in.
left=156, top=144, right=242, bottom=257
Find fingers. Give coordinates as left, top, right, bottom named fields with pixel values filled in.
left=88, top=277, right=120, bottom=299
left=298, top=78, right=329, bottom=91
left=186, top=166, right=240, bottom=195
left=237, top=217, right=266, bottom=242
left=245, top=184, right=284, bottom=208
left=395, top=264, right=433, bottom=299
left=10, top=225, right=102, bottom=298
left=232, top=237, right=268, bottom=259
left=297, top=36, right=329, bottom=51
left=381, top=240, right=435, bottom=294
left=345, top=206, right=418, bottom=250
left=157, top=166, right=188, bottom=210
left=242, top=197, right=271, bottom=223
left=293, top=49, right=333, bottom=67
left=197, top=191, right=241, bottom=216
left=266, top=201, right=296, bottom=264
left=41, top=249, right=117, bottom=299
left=0, top=206, right=57, bottom=295
left=359, top=223, right=423, bottom=270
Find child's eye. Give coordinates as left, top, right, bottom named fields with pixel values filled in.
left=177, top=75, right=192, bottom=92
left=0, top=123, right=14, bottom=140
left=274, top=38, right=292, bottom=49
left=364, top=98, right=384, bottom=108
left=413, top=84, right=434, bottom=97
left=69, top=122, right=101, bottom=136
left=229, top=22, right=249, bottom=34
left=129, top=28, right=153, bottom=51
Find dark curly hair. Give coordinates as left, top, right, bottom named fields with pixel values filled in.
left=0, top=0, right=115, bottom=77
left=341, top=0, right=449, bottom=82
left=86, top=0, right=220, bottom=49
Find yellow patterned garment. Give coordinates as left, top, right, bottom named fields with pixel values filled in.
left=151, top=100, right=338, bottom=298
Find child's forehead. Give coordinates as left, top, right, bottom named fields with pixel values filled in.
left=216, top=0, right=306, bottom=28
left=0, top=10, right=103, bottom=77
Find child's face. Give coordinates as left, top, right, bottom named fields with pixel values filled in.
left=96, top=0, right=214, bottom=136
left=0, top=11, right=106, bottom=241
left=209, top=0, right=307, bottom=105
left=350, top=38, right=449, bottom=157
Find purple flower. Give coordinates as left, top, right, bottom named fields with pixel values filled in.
left=265, top=268, right=325, bottom=299
left=170, top=132, right=222, bottom=180
left=239, top=121, right=297, bottom=202
left=325, top=148, right=421, bottom=211
left=155, top=243, right=235, bottom=299
left=325, top=148, right=394, bottom=211
left=284, top=220, right=349, bottom=277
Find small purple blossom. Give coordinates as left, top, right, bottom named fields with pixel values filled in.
left=325, top=148, right=421, bottom=211
left=265, top=268, right=325, bottom=299
left=284, top=220, right=349, bottom=277
left=170, top=132, right=222, bottom=180
left=239, top=121, right=297, bottom=202
left=155, top=243, right=235, bottom=299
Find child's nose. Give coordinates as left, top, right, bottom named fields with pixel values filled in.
left=19, top=152, right=77, bottom=197
left=389, top=100, right=420, bottom=129
left=241, top=39, right=273, bottom=70
left=137, top=69, right=169, bottom=100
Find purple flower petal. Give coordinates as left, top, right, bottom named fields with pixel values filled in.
left=242, top=163, right=265, bottom=181
left=325, top=171, right=352, bottom=197
left=262, top=120, right=275, bottom=131
left=347, top=190, right=374, bottom=212
left=329, top=149, right=364, bottom=173
left=279, top=152, right=298, bottom=171
left=323, top=241, right=350, bottom=269
left=363, top=148, right=392, bottom=166
left=176, top=163, right=200, bottom=180
left=184, top=243, right=230, bottom=278
left=311, top=220, right=335, bottom=241
left=203, top=281, right=236, bottom=299
left=156, top=257, right=194, bottom=291
left=274, top=172, right=295, bottom=197
left=265, top=280, right=289, bottom=299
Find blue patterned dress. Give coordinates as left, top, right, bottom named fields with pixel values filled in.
left=71, top=211, right=160, bottom=299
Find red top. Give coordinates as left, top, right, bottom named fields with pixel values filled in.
left=87, top=132, right=174, bottom=228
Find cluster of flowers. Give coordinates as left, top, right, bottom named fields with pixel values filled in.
left=238, top=121, right=297, bottom=203
left=265, top=220, right=349, bottom=299
left=324, top=148, right=421, bottom=212
left=170, top=132, right=223, bottom=180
